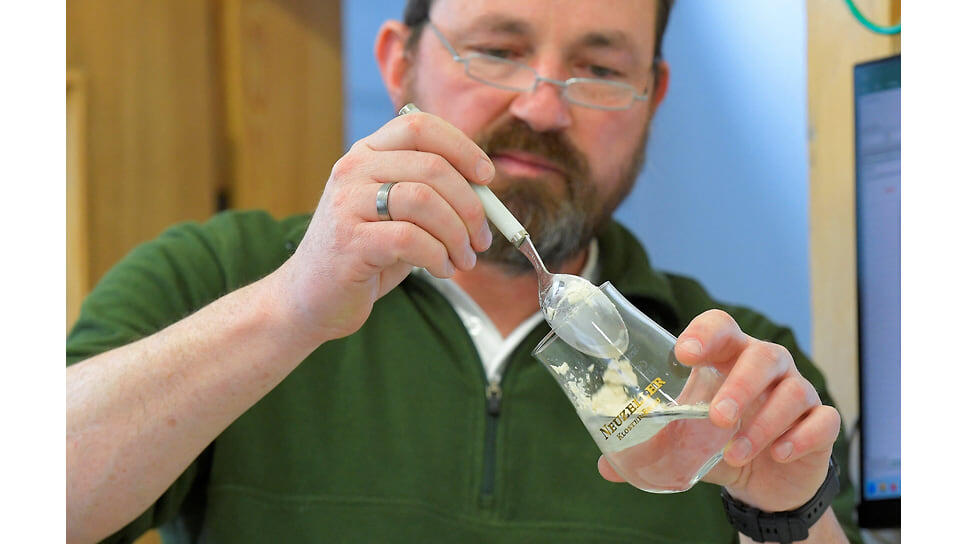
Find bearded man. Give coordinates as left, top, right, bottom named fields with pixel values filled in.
left=67, top=1, right=859, bottom=542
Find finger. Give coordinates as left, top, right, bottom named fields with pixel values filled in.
left=769, top=405, right=841, bottom=464
left=368, top=150, right=491, bottom=252
left=597, top=455, right=626, bottom=483
left=376, top=262, right=417, bottom=299
left=722, top=375, right=821, bottom=466
left=353, top=221, right=455, bottom=279
left=370, top=181, right=478, bottom=271
left=709, top=340, right=795, bottom=429
left=674, top=309, right=750, bottom=370
left=365, top=111, right=496, bottom=185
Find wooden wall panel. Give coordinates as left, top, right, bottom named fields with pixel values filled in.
left=67, top=70, right=89, bottom=331
left=807, top=0, right=900, bottom=430
left=66, top=1, right=220, bottom=291
left=220, top=0, right=343, bottom=217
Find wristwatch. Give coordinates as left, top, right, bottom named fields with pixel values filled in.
left=721, top=457, right=840, bottom=543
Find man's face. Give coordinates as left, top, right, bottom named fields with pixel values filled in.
left=405, top=0, right=662, bottom=271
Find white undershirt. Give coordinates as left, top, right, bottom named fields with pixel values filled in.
left=415, top=239, right=600, bottom=383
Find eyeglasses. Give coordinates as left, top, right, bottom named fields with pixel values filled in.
left=427, top=22, right=651, bottom=111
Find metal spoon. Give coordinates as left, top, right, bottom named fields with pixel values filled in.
left=398, top=103, right=629, bottom=359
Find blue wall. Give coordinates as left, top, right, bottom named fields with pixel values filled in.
left=342, top=1, right=812, bottom=353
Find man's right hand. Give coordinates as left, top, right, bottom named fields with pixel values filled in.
left=273, top=111, right=495, bottom=346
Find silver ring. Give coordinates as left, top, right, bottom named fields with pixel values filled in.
left=376, top=182, right=398, bottom=221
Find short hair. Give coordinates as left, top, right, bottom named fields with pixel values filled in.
left=402, top=0, right=675, bottom=61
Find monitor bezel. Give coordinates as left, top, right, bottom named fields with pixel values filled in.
left=853, top=52, right=901, bottom=530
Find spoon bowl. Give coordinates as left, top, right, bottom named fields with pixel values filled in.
left=519, top=237, right=629, bottom=359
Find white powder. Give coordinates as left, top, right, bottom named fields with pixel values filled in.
left=550, top=362, right=570, bottom=376
left=556, top=356, right=649, bottom=416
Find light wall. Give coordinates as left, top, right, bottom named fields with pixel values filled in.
left=614, top=1, right=813, bottom=355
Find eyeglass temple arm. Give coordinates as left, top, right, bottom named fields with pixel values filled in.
left=427, top=22, right=462, bottom=61
left=635, top=55, right=663, bottom=100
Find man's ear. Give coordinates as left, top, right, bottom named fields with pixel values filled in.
left=649, top=59, right=670, bottom=116
left=375, top=21, right=413, bottom=110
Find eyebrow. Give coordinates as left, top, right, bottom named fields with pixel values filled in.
left=578, top=30, right=634, bottom=51
left=574, top=29, right=643, bottom=69
left=459, top=14, right=534, bottom=37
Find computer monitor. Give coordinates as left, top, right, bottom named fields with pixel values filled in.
left=853, top=54, right=901, bottom=528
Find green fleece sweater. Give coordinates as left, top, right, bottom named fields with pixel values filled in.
left=68, top=210, right=860, bottom=543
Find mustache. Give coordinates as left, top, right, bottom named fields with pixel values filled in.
left=474, top=119, right=591, bottom=189
left=471, top=118, right=601, bottom=273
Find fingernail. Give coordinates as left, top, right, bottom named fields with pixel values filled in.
left=775, top=441, right=793, bottom=461
left=479, top=222, right=493, bottom=249
left=444, top=260, right=455, bottom=276
left=727, top=437, right=751, bottom=463
left=464, top=245, right=477, bottom=269
left=679, top=338, right=702, bottom=357
left=714, top=398, right=738, bottom=423
left=476, top=157, right=495, bottom=182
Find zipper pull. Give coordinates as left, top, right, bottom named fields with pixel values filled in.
left=485, top=381, right=502, bottom=416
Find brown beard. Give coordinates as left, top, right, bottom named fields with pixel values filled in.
left=474, top=117, right=648, bottom=274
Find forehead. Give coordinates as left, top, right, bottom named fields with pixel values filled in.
left=430, top=0, right=659, bottom=58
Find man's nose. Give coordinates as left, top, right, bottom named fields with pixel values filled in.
left=508, top=77, right=573, bottom=133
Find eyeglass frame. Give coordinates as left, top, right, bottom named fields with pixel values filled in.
left=425, top=21, right=654, bottom=112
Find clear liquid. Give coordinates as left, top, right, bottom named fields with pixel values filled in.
left=578, top=402, right=731, bottom=492
left=581, top=403, right=710, bottom=453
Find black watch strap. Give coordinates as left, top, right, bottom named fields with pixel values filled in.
left=721, top=457, right=840, bottom=543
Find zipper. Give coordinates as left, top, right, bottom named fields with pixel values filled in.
left=480, top=379, right=503, bottom=506
left=405, top=272, right=515, bottom=509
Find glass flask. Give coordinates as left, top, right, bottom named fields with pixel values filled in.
left=532, top=282, right=738, bottom=493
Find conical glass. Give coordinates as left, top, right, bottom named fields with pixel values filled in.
left=532, top=282, right=738, bottom=493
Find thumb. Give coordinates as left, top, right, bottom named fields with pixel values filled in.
left=597, top=455, right=626, bottom=483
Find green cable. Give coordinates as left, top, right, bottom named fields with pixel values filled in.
left=844, top=0, right=901, bottom=35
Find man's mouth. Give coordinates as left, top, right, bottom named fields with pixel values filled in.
left=491, top=150, right=566, bottom=178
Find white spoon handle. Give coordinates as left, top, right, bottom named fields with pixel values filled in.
left=470, top=184, right=528, bottom=246
left=397, top=103, right=528, bottom=247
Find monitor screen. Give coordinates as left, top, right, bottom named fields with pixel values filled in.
left=854, top=54, right=901, bottom=528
